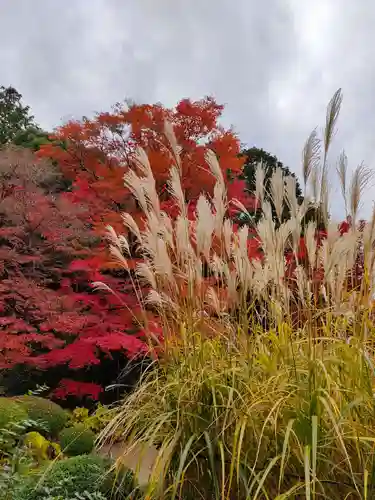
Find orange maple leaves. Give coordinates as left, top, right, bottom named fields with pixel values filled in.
left=38, top=97, right=245, bottom=269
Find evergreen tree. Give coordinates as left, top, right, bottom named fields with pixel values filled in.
left=240, top=147, right=325, bottom=229
left=237, top=147, right=301, bottom=225
left=242, top=147, right=303, bottom=201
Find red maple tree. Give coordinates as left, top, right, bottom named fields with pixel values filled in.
left=4, top=97, right=363, bottom=404
left=0, top=148, right=148, bottom=400
left=18, top=97, right=265, bottom=400
left=37, top=97, right=248, bottom=269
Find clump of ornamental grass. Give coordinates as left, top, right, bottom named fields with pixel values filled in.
left=98, top=90, right=375, bottom=499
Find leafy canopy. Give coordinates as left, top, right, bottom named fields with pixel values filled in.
left=38, top=96, right=248, bottom=269
left=0, top=86, right=37, bottom=146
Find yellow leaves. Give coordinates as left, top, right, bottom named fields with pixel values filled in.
left=70, top=406, right=90, bottom=424
left=24, top=431, right=60, bottom=463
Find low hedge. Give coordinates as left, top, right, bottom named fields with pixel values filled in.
left=13, top=396, right=68, bottom=437
left=59, top=424, right=95, bottom=456
left=13, top=454, right=112, bottom=500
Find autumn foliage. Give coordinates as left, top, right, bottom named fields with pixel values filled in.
left=37, top=97, right=249, bottom=268
left=1, top=95, right=363, bottom=403
left=1, top=98, right=259, bottom=401
left=0, top=148, right=148, bottom=400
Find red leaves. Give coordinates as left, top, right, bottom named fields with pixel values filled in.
left=175, top=97, right=224, bottom=140
left=52, top=379, right=102, bottom=400
left=160, top=197, right=198, bottom=221
left=160, top=199, right=181, bottom=219
left=0, top=148, right=150, bottom=400
left=94, top=333, right=148, bottom=358
left=209, top=132, right=244, bottom=175
left=4, top=100, right=280, bottom=400
left=70, top=257, right=102, bottom=272
left=0, top=315, right=64, bottom=369
left=35, top=328, right=148, bottom=370
left=227, top=178, right=258, bottom=217
left=37, top=341, right=101, bottom=370
left=297, top=237, right=308, bottom=261
left=339, top=220, right=350, bottom=235
left=247, top=236, right=262, bottom=260
left=38, top=97, right=243, bottom=253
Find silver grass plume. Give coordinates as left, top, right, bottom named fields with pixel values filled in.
left=164, top=120, right=181, bottom=171
left=121, top=213, right=141, bottom=242
left=270, top=167, right=284, bottom=223
left=168, top=167, right=186, bottom=217
left=336, top=150, right=348, bottom=216
left=255, top=163, right=265, bottom=207
left=302, top=128, right=321, bottom=189
left=195, top=194, right=215, bottom=260
left=323, top=88, right=342, bottom=164
left=349, top=163, right=373, bottom=225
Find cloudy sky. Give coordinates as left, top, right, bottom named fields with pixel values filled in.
left=1, top=0, right=374, bottom=217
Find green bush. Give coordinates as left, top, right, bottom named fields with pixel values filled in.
left=13, top=455, right=112, bottom=500
left=13, top=396, right=68, bottom=437
left=0, top=398, right=27, bottom=430
left=0, top=411, right=36, bottom=500
left=59, top=424, right=95, bottom=456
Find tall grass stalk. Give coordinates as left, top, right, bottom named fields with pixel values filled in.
left=98, top=90, right=375, bottom=499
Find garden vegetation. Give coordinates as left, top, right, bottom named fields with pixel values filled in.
left=1, top=85, right=375, bottom=498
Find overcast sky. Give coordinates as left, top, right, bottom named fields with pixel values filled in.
left=1, top=0, right=374, bottom=217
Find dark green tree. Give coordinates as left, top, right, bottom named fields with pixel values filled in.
left=239, top=147, right=325, bottom=229
left=242, top=147, right=303, bottom=201
left=0, top=86, right=36, bottom=146
left=237, top=147, right=302, bottom=225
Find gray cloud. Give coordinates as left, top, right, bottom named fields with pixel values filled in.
left=0, top=0, right=374, bottom=217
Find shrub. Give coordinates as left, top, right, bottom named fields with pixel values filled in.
left=13, top=396, right=68, bottom=437
left=0, top=398, right=27, bottom=430
left=0, top=419, right=42, bottom=500
left=23, top=431, right=61, bottom=463
left=59, top=424, right=95, bottom=456
left=13, top=455, right=112, bottom=500
left=69, top=404, right=122, bottom=442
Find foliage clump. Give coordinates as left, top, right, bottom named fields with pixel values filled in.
left=0, top=398, right=27, bottom=429
left=13, top=455, right=112, bottom=500
left=23, top=431, right=60, bottom=464
left=69, top=404, right=119, bottom=437
left=0, top=416, right=45, bottom=499
left=13, top=396, right=68, bottom=437
left=59, top=424, right=95, bottom=456
left=0, top=86, right=36, bottom=146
